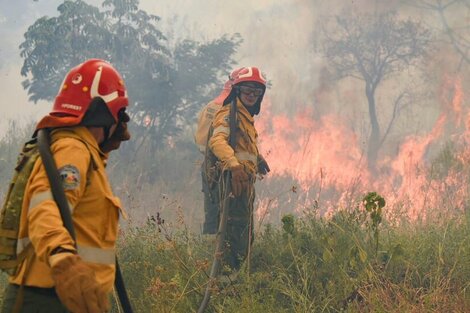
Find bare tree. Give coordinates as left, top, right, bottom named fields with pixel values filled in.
left=321, top=11, right=431, bottom=170
left=405, top=0, right=470, bottom=70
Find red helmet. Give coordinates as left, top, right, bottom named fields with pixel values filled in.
left=54, top=59, right=128, bottom=121
left=37, top=59, right=128, bottom=129
left=231, top=67, right=266, bottom=87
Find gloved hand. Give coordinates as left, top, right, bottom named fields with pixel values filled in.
left=258, top=155, right=270, bottom=175
left=51, top=254, right=110, bottom=313
left=230, top=164, right=249, bottom=197
left=101, top=111, right=131, bottom=153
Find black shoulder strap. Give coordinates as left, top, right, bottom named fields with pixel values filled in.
left=36, top=129, right=134, bottom=313
left=229, top=98, right=237, bottom=149
left=37, top=129, right=76, bottom=240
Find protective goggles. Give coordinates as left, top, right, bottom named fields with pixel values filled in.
left=238, top=85, right=264, bottom=97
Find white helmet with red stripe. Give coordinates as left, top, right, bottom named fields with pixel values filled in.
left=223, top=66, right=267, bottom=115
left=231, top=67, right=266, bottom=87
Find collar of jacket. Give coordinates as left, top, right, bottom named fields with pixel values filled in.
left=51, top=126, right=108, bottom=159
left=236, top=98, right=255, bottom=124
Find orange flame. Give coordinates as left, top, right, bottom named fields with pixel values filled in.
left=256, top=75, right=468, bottom=222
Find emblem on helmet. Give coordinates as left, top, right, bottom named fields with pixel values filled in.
left=71, top=74, right=83, bottom=85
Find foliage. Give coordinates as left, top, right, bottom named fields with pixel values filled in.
left=281, top=213, right=296, bottom=236
left=19, top=0, right=241, bottom=147
left=20, top=0, right=110, bottom=101
left=105, top=203, right=469, bottom=312
left=362, top=191, right=385, bottom=256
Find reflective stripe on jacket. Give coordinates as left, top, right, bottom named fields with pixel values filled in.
left=208, top=98, right=259, bottom=175
left=11, top=127, right=125, bottom=293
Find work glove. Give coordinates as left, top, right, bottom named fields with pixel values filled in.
left=51, top=254, right=110, bottom=313
left=258, top=155, right=270, bottom=175
left=101, top=111, right=131, bottom=153
left=230, top=164, right=249, bottom=197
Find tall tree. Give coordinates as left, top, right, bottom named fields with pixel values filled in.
left=19, top=0, right=241, bottom=149
left=20, top=0, right=110, bottom=102
left=321, top=11, right=431, bottom=170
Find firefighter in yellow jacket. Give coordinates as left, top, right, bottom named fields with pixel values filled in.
left=195, top=68, right=243, bottom=234
left=1, top=59, right=131, bottom=313
left=206, top=66, right=270, bottom=272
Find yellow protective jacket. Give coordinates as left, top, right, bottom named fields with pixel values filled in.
left=208, top=98, right=259, bottom=176
left=10, top=127, right=125, bottom=293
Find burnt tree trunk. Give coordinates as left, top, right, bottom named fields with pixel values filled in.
left=366, top=82, right=380, bottom=172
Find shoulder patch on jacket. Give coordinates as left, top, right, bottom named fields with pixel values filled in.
left=58, top=165, right=80, bottom=190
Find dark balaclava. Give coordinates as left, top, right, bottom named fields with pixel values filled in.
left=223, top=82, right=266, bottom=116
left=80, top=97, right=115, bottom=140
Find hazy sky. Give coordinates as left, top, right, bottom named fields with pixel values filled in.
left=0, top=1, right=60, bottom=132
left=0, top=0, right=322, bottom=135
left=0, top=0, right=422, bottom=138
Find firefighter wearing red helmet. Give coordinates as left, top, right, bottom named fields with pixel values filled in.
left=194, top=68, right=244, bottom=235
left=205, top=66, right=270, bottom=275
left=1, top=59, right=130, bottom=313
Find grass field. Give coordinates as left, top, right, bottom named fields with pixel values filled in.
left=109, top=196, right=470, bottom=313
